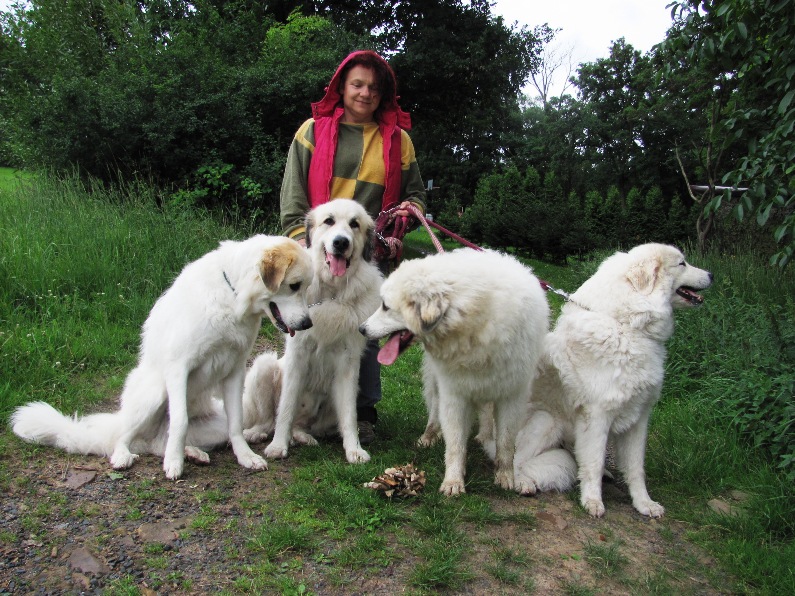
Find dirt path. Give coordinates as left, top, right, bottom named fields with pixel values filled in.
left=0, top=435, right=730, bottom=595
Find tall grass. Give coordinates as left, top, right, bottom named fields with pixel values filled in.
left=648, top=245, right=795, bottom=594
left=0, top=171, right=245, bottom=420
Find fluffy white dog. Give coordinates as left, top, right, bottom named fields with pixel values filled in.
left=512, top=243, right=713, bottom=517
left=258, top=199, right=382, bottom=464
left=11, top=235, right=313, bottom=479
left=360, top=248, right=549, bottom=495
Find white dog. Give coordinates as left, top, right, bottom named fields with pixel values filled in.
left=11, top=235, right=313, bottom=480
left=260, top=199, right=382, bottom=464
left=360, top=248, right=549, bottom=495
left=512, top=243, right=712, bottom=517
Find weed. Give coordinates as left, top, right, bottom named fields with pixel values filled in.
left=583, top=539, right=628, bottom=578
left=190, top=511, right=219, bottom=530
left=247, top=521, right=314, bottom=559
left=562, top=579, right=597, bottom=596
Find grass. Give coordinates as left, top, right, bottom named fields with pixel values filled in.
left=2, top=170, right=794, bottom=593
left=0, top=169, right=263, bottom=421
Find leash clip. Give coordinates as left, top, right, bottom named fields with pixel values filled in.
left=540, top=280, right=570, bottom=301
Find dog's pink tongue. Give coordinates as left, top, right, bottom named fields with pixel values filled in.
left=378, top=332, right=402, bottom=365
left=326, top=253, right=348, bottom=277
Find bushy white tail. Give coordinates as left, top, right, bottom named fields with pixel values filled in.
left=11, top=401, right=123, bottom=457
left=515, top=448, right=578, bottom=493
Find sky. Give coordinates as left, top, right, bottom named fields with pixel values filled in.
left=492, top=0, right=675, bottom=98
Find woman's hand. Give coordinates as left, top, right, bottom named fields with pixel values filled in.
left=393, top=201, right=417, bottom=218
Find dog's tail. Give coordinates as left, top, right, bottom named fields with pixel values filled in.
left=10, top=401, right=122, bottom=457
left=516, top=449, right=578, bottom=493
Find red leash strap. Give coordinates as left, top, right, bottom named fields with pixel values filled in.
left=406, top=204, right=445, bottom=253
left=405, top=205, right=565, bottom=298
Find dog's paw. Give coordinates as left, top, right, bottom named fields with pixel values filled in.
left=184, top=446, right=210, bottom=465
left=291, top=431, right=318, bottom=446
left=517, top=478, right=538, bottom=496
left=494, top=469, right=515, bottom=491
left=635, top=499, right=665, bottom=518
left=163, top=458, right=184, bottom=480
left=243, top=425, right=273, bottom=444
left=582, top=497, right=606, bottom=518
left=439, top=479, right=466, bottom=496
left=263, top=442, right=289, bottom=459
left=416, top=433, right=440, bottom=448
left=345, top=447, right=370, bottom=464
left=110, top=449, right=138, bottom=470
left=237, top=451, right=268, bottom=471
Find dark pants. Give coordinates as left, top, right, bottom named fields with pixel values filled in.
left=356, top=339, right=381, bottom=424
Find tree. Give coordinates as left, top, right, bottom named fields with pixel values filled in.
left=666, top=0, right=795, bottom=266
left=387, top=0, right=545, bottom=209
left=575, top=39, right=657, bottom=196
left=527, top=24, right=576, bottom=107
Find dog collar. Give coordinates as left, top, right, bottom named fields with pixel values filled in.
left=222, top=271, right=236, bottom=294
left=307, top=296, right=336, bottom=309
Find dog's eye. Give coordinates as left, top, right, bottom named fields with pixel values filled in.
left=349, top=218, right=360, bottom=229
left=381, top=301, right=389, bottom=312
left=289, top=282, right=301, bottom=292
left=679, top=260, right=686, bottom=267
left=323, top=217, right=334, bottom=226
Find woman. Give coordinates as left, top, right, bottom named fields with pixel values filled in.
left=279, top=50, right=427, bottom=443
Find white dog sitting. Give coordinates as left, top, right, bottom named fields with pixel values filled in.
left=11, top=235, right=313, bottom=480
left=511, top=243, right=713, bottom=517
left=258, top=199, right=383, bottom=464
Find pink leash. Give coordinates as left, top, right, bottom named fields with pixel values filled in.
left=405, top=204, right=569, bottom=299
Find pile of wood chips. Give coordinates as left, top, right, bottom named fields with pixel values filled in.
left=363, top=463, right=427, bottom=498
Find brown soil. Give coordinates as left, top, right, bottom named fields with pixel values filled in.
left=0, top=434, right=730, bottom=595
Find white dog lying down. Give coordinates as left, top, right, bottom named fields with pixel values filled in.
left=509, top=243, right=712, bottom=517
left=360, top=248, right=549, bottom=495
left=11, top=235, right=313, bottom=480
left=256, top=199, right=382, bottom=464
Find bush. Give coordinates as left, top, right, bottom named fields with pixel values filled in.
left=731, top=364, right=795, bottom=480
left=666, top=249, right=795, bottom=482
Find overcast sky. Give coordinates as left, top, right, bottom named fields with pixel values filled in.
left=492, top=0, right=675, bottom=97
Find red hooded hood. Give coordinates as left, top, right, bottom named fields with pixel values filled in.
left=307, top=51, right=411, bottom=210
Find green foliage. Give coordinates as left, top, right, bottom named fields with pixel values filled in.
left=662, top=247, right=795, bottom=485
left=732, top=363, right=795, bottom=480
left=389, top=0, right=545, bottom=210
left=0, top=171, right=244, bottom=420
left=0, top=1, right=548, bottom=231
left=667, top=0, right=795, bottom=266
left=0, top=1, right=366, bottom=220
left=462, top=164, right=704, bottom=259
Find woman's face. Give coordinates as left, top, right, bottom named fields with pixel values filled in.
left=340, top=65, right=381, bottom=124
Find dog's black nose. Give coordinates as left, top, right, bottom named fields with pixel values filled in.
left=295, top=316, right=313, bottom=331
left=332, top=236, right=349, bottom=253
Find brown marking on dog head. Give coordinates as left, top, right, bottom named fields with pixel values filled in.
left=259, top=240, right=303, bottom=293
left=626, top=257, right=662, bottom=295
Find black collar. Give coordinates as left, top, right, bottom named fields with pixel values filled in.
left=223, top=271, right=236, bottom=294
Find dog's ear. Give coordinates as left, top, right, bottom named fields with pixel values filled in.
left=259, top=244, right=298, bottom=293
left=413, top=292, right=449, bottom=333
left=626, top=257, right=661, bottom=295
